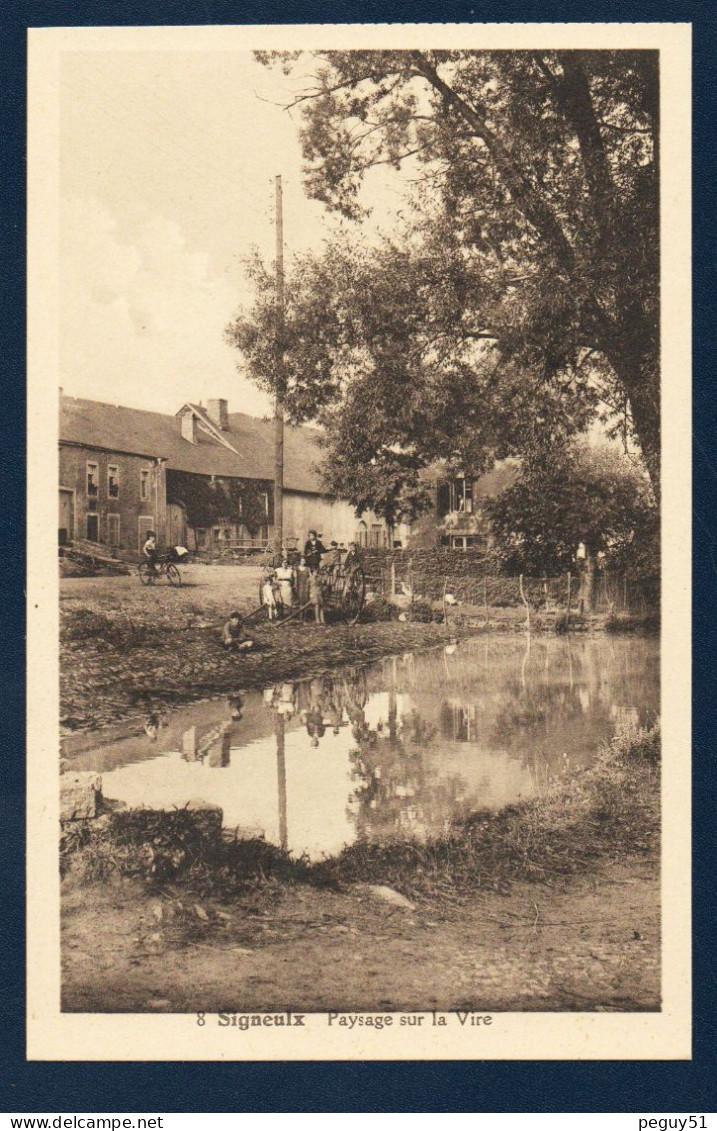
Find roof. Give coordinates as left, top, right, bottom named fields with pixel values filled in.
left=59, top=396, right=326, bottom=495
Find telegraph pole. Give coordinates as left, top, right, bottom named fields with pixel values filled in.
left=273, top=175, right=285, bottom=559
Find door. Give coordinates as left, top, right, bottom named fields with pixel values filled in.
left=168, top=502, right=187, bottom=547
left=86, top=514, right=99, bottom=542
left=59, top=489, right=74, bottom=544
left=107, top=514, right=120, bottom=547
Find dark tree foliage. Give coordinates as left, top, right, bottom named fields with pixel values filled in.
left=483, top=443, right=658, bottom=576
left=167, top=471, right=272, bottom=534
left=246, top=49, right=660, bottom=501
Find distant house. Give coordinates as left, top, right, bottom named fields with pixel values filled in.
left=407, top=461, right=520, bottom=551
left=59, top=394, right=394, bottom=554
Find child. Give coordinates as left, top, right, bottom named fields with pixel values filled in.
left=142, top=530, right=159, bottom=575
left=222, top=611, right=254, bottom=651
left=275, top=556, right=295, bottom=611
left=296, top=555, right=310, bottom=610
left=309, top=569, right=325, bottom=624
left=323, top=540, right=342, bottom=576
left=262, top=572, right=278, bottom=620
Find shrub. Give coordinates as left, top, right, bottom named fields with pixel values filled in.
left=361, top=596, right=397, bottom=622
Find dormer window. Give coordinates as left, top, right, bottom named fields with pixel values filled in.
left=179, top=409, right=198, bottom=443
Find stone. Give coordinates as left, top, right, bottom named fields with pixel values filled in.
left=364, top=885, right=416, bottom=911
left=60, top=771, right=102, bottom=821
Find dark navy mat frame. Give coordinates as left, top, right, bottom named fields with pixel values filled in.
left=2, top=0, right=714, bottom=1112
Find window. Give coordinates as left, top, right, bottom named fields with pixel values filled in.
left=140, top=469, right=150, bottom=501
left=86, top=461, right=98, bottom=499
left=195, top=528, right=207, bottom=548
left=86, top=514, right=99, bottom=541
left=108, top=464, right=119, bottom=499
left=449, top=478, right=473, bottom=514
left=107, top=514, right=120, bottom=545
left=356, top=521, right=368, bottom=548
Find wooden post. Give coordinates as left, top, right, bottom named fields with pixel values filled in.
left=483, top=576, right=489, bottom=627
left=443, top=575, right=448, bottom=626
left=519, top=573, right=531, bottom=632
left=390, top=559, right=396, bottom=598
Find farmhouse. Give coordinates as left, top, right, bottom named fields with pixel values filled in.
left=59, top=394, right=395, bottom=555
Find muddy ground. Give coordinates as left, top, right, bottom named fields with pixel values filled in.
left=60, top=567, right=660, bottom=1015
left=60, top=567, right=491, bottom=733
left=61, top=857, right=659, bottom=1013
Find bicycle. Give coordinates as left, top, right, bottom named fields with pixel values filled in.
left=138, top=555, right=182, bottom=587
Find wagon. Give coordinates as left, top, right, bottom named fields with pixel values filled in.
left=249, top=564, right=366, bottom=626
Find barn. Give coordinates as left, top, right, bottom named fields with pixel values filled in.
left=59, top=394, right=395, bottom=556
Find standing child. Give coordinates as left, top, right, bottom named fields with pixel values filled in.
left=296, top=555, right=310, bottom=612
left=309, top=569, right=325, bottom=624
left=275, top=556, right=295, bottom=612
left=262, top=571, right=278, bottom=620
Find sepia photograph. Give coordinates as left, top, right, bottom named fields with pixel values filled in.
left=27, top=22, right=690, bottom=1061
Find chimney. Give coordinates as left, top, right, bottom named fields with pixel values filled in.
left=207, top=398, right=229, bottom=430
left=180, top=408, right=197, bottom=443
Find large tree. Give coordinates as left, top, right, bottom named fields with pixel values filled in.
left=227, top=234, right=599, bottom=524
left=253, top=49, right=660, bottom=497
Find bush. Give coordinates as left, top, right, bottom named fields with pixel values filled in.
left=407, top=599, right=440, bottom=623
left=361, top=596, right=397, bottom=622
left=605, top=611, right=660, bottom=634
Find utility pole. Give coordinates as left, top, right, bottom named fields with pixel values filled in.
left=273, top=174, right=285, bottom=559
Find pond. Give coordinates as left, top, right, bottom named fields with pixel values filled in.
left=63, top=634, right=659, bottom=861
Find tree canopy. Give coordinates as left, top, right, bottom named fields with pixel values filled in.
left=239, top=49, right=660, bottom=502
left=483, top=442, right=658, bottom=577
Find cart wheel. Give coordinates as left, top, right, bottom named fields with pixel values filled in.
left=166, top=564, right=182, bottom=587
left=342, top=566, right=366, bottom=624
left=138, top=562, right=154, bottom=585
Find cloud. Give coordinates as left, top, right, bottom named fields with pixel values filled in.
left=59, top=195, right=271, bottom=416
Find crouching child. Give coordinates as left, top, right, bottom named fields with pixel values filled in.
left=222, top=612, right=254, bottom=652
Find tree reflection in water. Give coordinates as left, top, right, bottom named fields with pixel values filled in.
left=82, top=636, right=658, bottom=858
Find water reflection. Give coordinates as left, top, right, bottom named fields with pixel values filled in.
left=64, top=635, right=659, bottom=861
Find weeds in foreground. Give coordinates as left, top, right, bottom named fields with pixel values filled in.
left=62, top=722, right=660, bottom=903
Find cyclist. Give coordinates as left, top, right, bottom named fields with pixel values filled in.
left=142, top=530, right=159, bottom=576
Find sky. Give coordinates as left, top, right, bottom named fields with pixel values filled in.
left=59, top=50, right=403, bottom=418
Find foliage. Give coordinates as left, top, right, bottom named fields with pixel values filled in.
left=484, top=441, right=657, bottom=576
left=241, top=49, right=660, bottom=499
left=167, top=470, right=272, bottom=535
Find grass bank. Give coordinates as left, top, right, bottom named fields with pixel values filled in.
left=62, top=721, right=660, bottom=905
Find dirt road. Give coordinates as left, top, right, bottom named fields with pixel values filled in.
left=62, top=858, right=659, bottom=1014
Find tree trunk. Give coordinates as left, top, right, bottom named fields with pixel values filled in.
left=604, top=337, right=660, bottom=504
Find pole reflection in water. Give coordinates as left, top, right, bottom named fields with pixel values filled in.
left=275, top=712, right=288, bottom=852
left=63, top=635, right=659, bottom=862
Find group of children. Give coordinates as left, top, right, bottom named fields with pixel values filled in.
left=262, top=554, right=326, bottom=623
left=221, top=532, right=362, bottom=652
left=261, top=535, right=361, bottom=625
